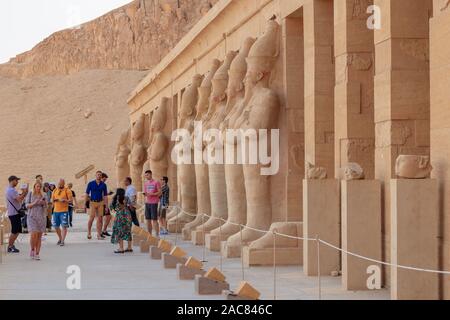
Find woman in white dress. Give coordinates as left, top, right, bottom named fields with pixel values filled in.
left=25, top=181, right=48, bottom=260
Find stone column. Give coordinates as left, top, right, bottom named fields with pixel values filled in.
left=284, top=15, right=305, bottom=221
left=374, top=0, right=432, bottom=282
left=430, top=0, right=450, bottom=299
left=334, top=0, right=375, bottom=179
left=303, top=0, right=335, bottom=177
left=390, top=179, right=439, bottom=300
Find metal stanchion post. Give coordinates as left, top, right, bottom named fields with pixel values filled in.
left=201, top=214, right=207, bottom=263
left=175, top=210, right=179, bottom=246
left=240, top=225, right=245, bottom=281
left=219, top=222, right=223, bottom=272
left=317, top=235, right=321, bottom=300
left=273, top=230, right=277, bottom=300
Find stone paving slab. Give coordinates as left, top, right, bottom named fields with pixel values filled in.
left=0, top=214, right=389, bottom=300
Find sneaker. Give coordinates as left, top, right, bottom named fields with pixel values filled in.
left=8, top=246, right=20, bottom=253
left=60, top=241, right=65, bottom=247
left=57, top=240, right=61, bottom=245
left=34, top=255, right=41, bottom=260
left=30, top=250, right=35, bottom=259
left=102, top=231, right=111, bottom=237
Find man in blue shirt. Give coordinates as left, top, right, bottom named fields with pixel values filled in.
left=85, top=171, right=108, bottom=240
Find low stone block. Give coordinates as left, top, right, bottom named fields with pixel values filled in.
left=303, top=179, right=340, bottom=276
left=390, top=179, right=439, bottom=300
left=150, top=246, right=163, bottom=260
left=191, top=230, right=206, bottom=245
left=177, top=264, right=206, bottom=280
left=243, top=247, right=302, bottom=267
left=167, top=222, right=185, bottom=234
left=195, top=275, right=230, bottom=295
left=140, top=240, right=151, bottom=253
left=341, top=180, right=381, bottom=291
left=235, top=281, right=261, bottom=300
left=132, top=236, right=143, bottom=247
left=162, top=252, right=188, bottom=269
left=170, top=246, right=187, bottom=258
left=158, top=239, right=173, bottom=253
left=205, top=234, right=221, bottom=252
left=221, top=241, right=242, bottom=258
left=205, top=267, right=226, bottom=283
left=182, top=228, right=193, bottom=241
left=185, top=256, right=203, bottom=270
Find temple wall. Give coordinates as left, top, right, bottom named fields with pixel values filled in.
left=128, top=0, right=307, bottom=223
left=126, top=0, right=450, bottom=298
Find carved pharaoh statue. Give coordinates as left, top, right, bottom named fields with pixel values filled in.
left=224, top=19, right=281, bottom=255
left=193, top=51, right=238, bottom=243
left=206, top=37, right=256, bottom=251
left=182, top=59, right=222, bottom=240
left=149, top=97, right=170, bottom=180
left=115, top=127, right=131, bottom=188
left=130, top=113, right=148, bottom=192
left=167, top=74, right=203, bottom=231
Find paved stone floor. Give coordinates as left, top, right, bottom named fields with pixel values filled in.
left=0, top=214, right=389, bottom=300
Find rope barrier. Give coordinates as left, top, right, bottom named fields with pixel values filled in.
left=318, top=239, right=450, bottom=275
left=170, top=205, right=450, bottom=276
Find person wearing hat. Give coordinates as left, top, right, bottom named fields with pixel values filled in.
left=5, top=175, right=28, bottom=253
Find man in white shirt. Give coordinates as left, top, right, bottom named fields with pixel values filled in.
left=124, top=177, right=139, bottom=226
left=5, top=175, right=28, bottom=253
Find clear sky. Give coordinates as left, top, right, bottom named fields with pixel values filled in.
left=0, top=0, right=133, bottom=63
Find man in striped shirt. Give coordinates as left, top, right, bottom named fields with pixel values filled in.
left=158, top=176, right=170, bottom=235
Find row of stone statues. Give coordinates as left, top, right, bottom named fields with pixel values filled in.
left=114, top=18, right=283, bottom=256
left=115, top=95, right=170, bottom=191
left=114, top=17, right=434, bottom=260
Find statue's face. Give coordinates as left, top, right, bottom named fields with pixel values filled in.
left=210, top=81, right=227, bottom=104
left=244, top=68, right=260, bottom=90
left=227, top=75, right=244, bottom=102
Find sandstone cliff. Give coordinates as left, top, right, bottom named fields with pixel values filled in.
left=0, top=0, right=218, bottom=78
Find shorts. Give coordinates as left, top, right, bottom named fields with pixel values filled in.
left=158, top=207, right=167, bottom=219
left=8, top=214, right=22, bottom=234
left=145, top=203, right=158, bottom=221
left=53, top=212, right=69, bottom=228
left=89, top=201, right=104, bottom=217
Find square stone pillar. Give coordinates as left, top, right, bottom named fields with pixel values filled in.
left=334, top=0, right=375, bottom=179
left=390, top=179, right=439, bottom=300
left=430, top=0, right=450, bottom=299
left=374, top=0, right=432, bottom=282
left=303, top=0, right=335, bottom=177
left=341, top=180, right=381, bottom=290
left=303, top=179, right=340, bottom=276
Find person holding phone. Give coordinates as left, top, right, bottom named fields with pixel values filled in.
left=25, top=181, right=48, bottom=260
left=5, top=175, right=28, bottom=253
left=51, top=179, right=73, bottom=246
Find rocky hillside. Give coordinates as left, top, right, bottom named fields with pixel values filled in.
left=0, top=0, right=218, bottom=78
left=0, top=70, right=147, bottom=198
